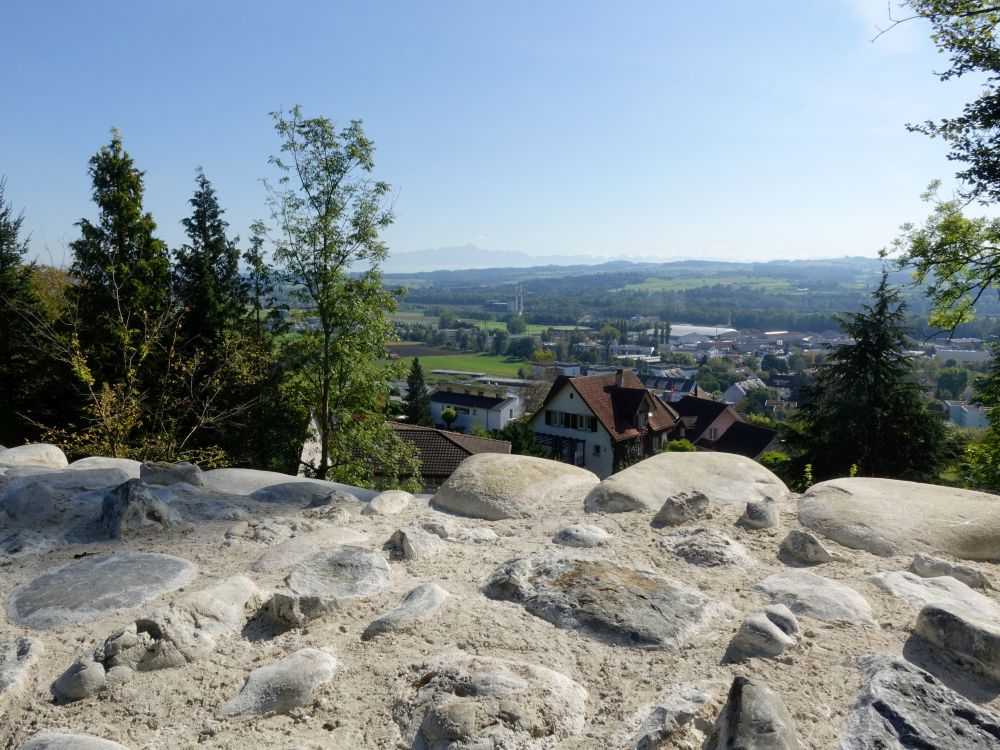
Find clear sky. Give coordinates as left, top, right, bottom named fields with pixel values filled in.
left=0, top=0, right=985, bottom=267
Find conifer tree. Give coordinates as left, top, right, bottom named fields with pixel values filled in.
left=404, top=358, right=432, bottom=426
left=792, top=274, right=947, bottom=482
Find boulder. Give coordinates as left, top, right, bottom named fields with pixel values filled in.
left=20, top=733, right=129, bottom=750
left=727, top=611, right=797, bottom=661
left=201, top=468, right=376, bottom=501
left=0, top=481, right=57, bottom=526
left=764, top=604, right=801, bottom=638
left=393, top=654, right=587, bottom=749
left=385, top=524, right=446, bottom=561
left=840, top=654, right=1000, bottom=749
left=362, top=489, right=413, bottom=516
left=552, top=523, right=610, bottom=548
left=139, top=460, right=203, bottom=487
left=7, top=553, right=195, bottom=630
left=250, top=480, right=356, bottom=506
left=0, top=444, right=67, bottom=469
left=660, top=527, right=754, bottom=568
left=483, top=554, right=728, bottom=649
left=99, top=479, right=179, bottom=538
left=585, top=451, right=788, bottom=513
left=287, top=546, right=392, bottom=601
left=431, top=453, right=598, bottom=520
left=11, top=468, right=130, bottom=491
left=800, top=477, right=1000, bottom=561
left=68, top=456, right=142, bottom=477
left=0, top=530, right=52, bottom=562
left=0, top=637, right=43, bottom=708
left=632, top=683, right=711, bottom=750
left=755, top=570, right=878, bottom=628
left=780, top=529, right=834, bottom=565
left=362, top=583, right=449, bottom=640
left=915, top=604, right=1000, bottom=681
left=705, top=676, right=799, bottom=749
left=911, top=552, right=991, bottom=589
left=52, top=576, right=263, bottom=701
left=249, top=527, right=368, bottom=573
left=650, top=490, right=709, bottom=527
left=736, top=495, right=781, bottom=530
left=871, top=571, right=1000, bottom=620
left=223, top=648, right=337, bottom=716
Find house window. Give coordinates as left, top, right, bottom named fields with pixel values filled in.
left=457, top=407, right=470, bottom=415
left=708, top=427, right=718, bottom=440
left=593, top=444, right=601, bottom=456
left=473, top=409, right=477, bottom=415
left=509, top=409, right=513, bottom=418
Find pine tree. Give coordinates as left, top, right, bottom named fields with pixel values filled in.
left=174, top=169, right=244, bottom=349
left=967, top=348, right=1000, bottom=490
left=404, top=358, right=433, bottom=426
left=792, top=274, right=947, bottom=483
left=69, top=129, right=170, bottom=381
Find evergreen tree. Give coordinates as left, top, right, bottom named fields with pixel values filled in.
left=792, top=274, right=947, bottom=483
left=404, top=358, right=432, bottom=426
left=174, top=169, right=244, bottom=349
left=69, top=129, right=170, bottom=381
left=967, top=348, right=1000, bottom=489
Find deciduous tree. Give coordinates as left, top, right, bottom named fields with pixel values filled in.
left=404, top=358, right=432, bottom=427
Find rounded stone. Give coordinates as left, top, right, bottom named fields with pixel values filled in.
left=7, top=553, right=196, bottom=630
left=287, top=546, right=391, bottom=600
left=20, top=733, right=129, bottom=750
left=0, top=444, right=68, bottom=469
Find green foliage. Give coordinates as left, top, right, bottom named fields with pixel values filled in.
left=663, top=438, right=697, bottom=452
left=737, top=388, right=776, bottom=417
left=696, top=358, right=740, bottom=393
left=790, top=275, right=948, bottom=483
left=507, top=336, right=538, bottom=360
left=265, top=106, right=419, bottom=487
left=759, top=450, right=791, bottom=477
left=965, top=347, right=1000, bottom=489
left=506, top=315, right=528, bottom=334
left=761, top=353, right=788, bottom=373
left=492, top=329, right=510, bottom=355
left=404, top=358, right=433, bottom=427
left=937, top=366, right=970, bottom=399
left=441, top=407, right=458, bottom=428
left=497, top=417, right=549, bottom=457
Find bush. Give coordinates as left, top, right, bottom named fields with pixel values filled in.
left=664, top=438, right=697, bottom=452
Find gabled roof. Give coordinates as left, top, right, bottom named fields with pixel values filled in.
left=638, top=374, right=700, bottom=392
left=698, top=421, right=778, bottom=459
left=389, top=422, right=510, bottom=478
left=429, top=390, right=512, bottom=410
left=671, top=395, right=730, bottom=438
left=539, top=371, right=677, bottom=442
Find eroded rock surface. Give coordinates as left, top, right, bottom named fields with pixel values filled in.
left=249, top=527, right=368, bottom=573
left=585, top=451, right=789, bottom=513
left=911, top=552, right=991, bottom=589
left=661, top=527, right=753, bottom=568
left=393, top=654, right=587, bottom=749
left=651, top=490, right=709, bottom=527
left=552, top=523, right=610, bottom=548
left=0, top=444, right=68, bottom=469
left=737, top=495, right=780, bottom=530
left=8, top=553, right=195, bottom=629
left=20, top=733, right=129, bottom=750
left=800, top=477, right=1000, bottom=560
left=140, top=461, right=203, bottom=487
left=385, top=524, right=446, bottom=561
left=483, top=554, right=727, bottom=648
left=915, top=604, right=1000, bottom=681
left=363, top=489, right=413, bottom=516
left=0, top=637, right=43, bottom=708
left=780, top=529, right=834, bottom=565
left=99, top=479, right=179, bottom=538
left=223, top=648, right=337, bottom=716
left=362, top=583, right=449, bottom=640
left=431, top=453, right=598, bottom=520
left=632, top=683, right=711, bottom=750
left=706, top=676, right=799, bottom=749
left=0, top=481, right=57, bottom=526
left=756, top=570, right=877, bottom=628
left=871, top=570, right=1000, bottom=619
left=840, top=654, right=1000, bottom=749
left=287, top=546, right=392, bottom=600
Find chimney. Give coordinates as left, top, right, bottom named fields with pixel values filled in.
left=615, top=368, right=624, bottom=388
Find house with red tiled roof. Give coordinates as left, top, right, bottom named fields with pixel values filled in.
left=529, top=369, right=679, bottom=478
left=388, top=422, right=511, bottom=491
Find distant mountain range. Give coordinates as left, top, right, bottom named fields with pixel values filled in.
left=383, top=245, right=609, bottom=273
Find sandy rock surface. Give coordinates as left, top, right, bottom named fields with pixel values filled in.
left=1, top=449, right=1000, bottom=749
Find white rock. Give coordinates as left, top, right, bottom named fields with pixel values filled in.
left=250, top=527, right=368, bottom=573
left=585, top=452, right=789, bottom=513
left=736, top=496, right=781, bottom=530
left=201, top=468, right=376, bottom=501
left=651, top=490, right=710, bottom=527
left=756, top=570, right=878, bottom=628
left=631, top=683, right=711, bottom=750
left=727, top=611, right=797, bottom=660
left=431, top=453, right=599, bottom=520
left=68, top=456, right=142, bottom=477
left=800, top=477, right=1000, bottom=560
left=661, top=527, right=754, bottom=568
left=287, top=546, right=392, bottom=600
left=362, top=583, right=449, bottom=640
left=140, top=460, right=203, bottom=487
left=0, top=444, right=68, bottom=469
left=385, top=524, right=446, bottom=560
left=20, top=733, right=129, bottom=750
left=0, top=481, right=57, bottom=526
left=362, top=489, right=413, bottom=516
left=223, top=648, right=337, bottom=716
left=780, top=529, right=834, bottom=564
left=0, top=530, right=52, bottom=561
left=0, top=637, right=43, bottom=708
left=911, top=552, right=991, bottom=589
left=553, top=523, right=611, bottom=548
left=871, top=571, right=1000, bottom=620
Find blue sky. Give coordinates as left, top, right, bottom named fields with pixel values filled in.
left=0, top=0, right=985, bottom=266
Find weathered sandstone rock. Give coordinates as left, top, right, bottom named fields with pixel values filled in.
left=705, top=676, right=799, bottom=749
left=483, top=554, right=728, bottom=648
left=223, top=648, right=337, bottom=716
left=780, top=529, right=834, bottom=564
left=585, top=451, right=789, bottom=513
left=736, top=495, right=781, bottom=530
left=915, top=603, right=1000, bottom=681
left=0, top=444, right=68, bottom=469
left=756, top=570, right=877, bottom=628
left=911, top=552, right=991, bottom=589
left=99, top=479, right=179, bottom=538
left=552, top=523, right=610, bottom=547
left=871, top=570, right=1000, bottom=619
left=140, top=460, right=203, bottom=487
left=20, top=733, right=129, bottom=750
left=800, top=477, right=1000, bottom=560
left=632, top=683, right=711, bottom=750
left=362, top=583, right=449, bottom=640
left=0, top=481, right=57, bottom=526
left=661, top=527, right=754, bottom=568
left=651, top=490, right=709, bottom=527
left=0, top=637, right=43, bottom=708
left=201, top=468, right=376, bottom=501
left=385, top=524, right=446, bottom=561
left=68, top=456, right=142, bottom=477
left=727, top=611, right=797, bottom=661
left=431, top=453, right=598, bottom=520
left=840, top=654, right=1000, bottom=748
left=393, top=654, right=587, bottom=749
left=362, top=489, right=413, bottom=516
left=0, top=530, right=52, bottom=561
left=249, top=527, right=368, bottom=573
left=8, top=553, right=195, bottom=629
left=287, top=546, right=392, bottom=600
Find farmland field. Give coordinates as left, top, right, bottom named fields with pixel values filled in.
left=622, top=275, right=796, bottom=292
left=385, top=349, right=525, bottom=377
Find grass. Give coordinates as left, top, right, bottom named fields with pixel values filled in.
left=409, top=353, right=525, bottom=377
left=460, top=318, right=549, bottom=334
